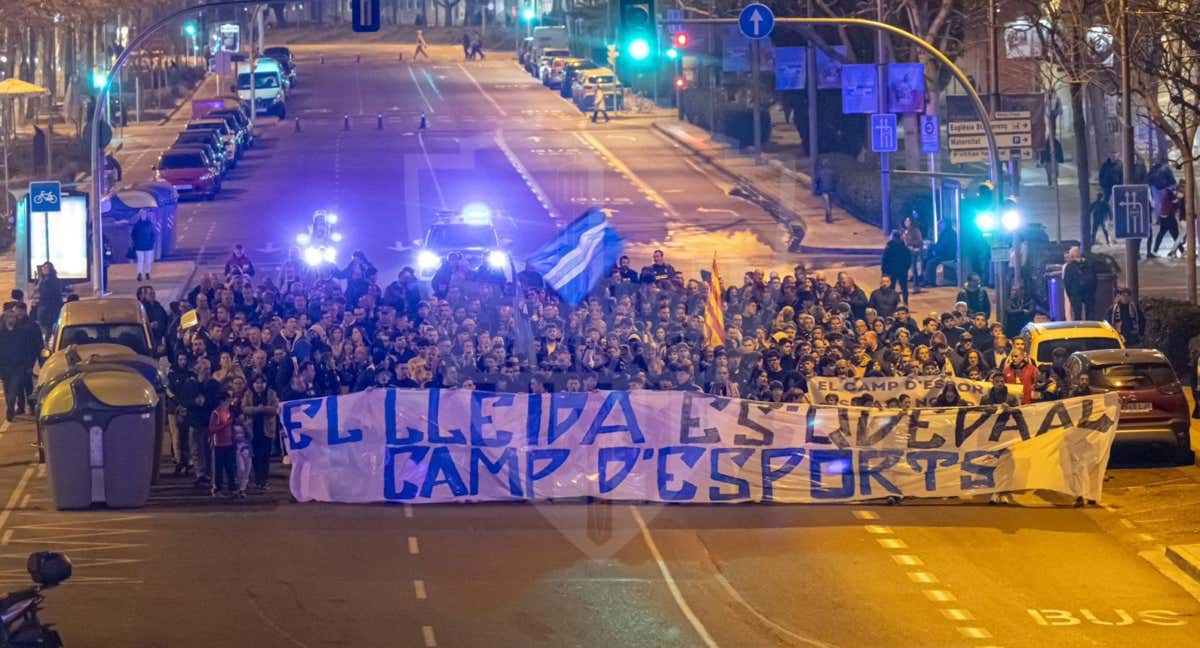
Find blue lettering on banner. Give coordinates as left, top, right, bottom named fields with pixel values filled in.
left=426, top=390, right=464, bottom=444
left=598, top=446, right=641, bottom=493
left=421, top=447, right=468, bottom=498
left=710, top=448, right=754, bottom=501
left=385, top=389, right=424, bottom=445
left=384, top=445, right=427, bottom=500
left=657, top=445, right=704, bottom=501
left=961, top=450, right=1007, bottom=489
left=582, top=392, right=644, bottom=445
left=281, top=398, right=321, bottom=450
left=906, top=410, right=945, bottom=449
left=1035, top=401, right=1073, bottom=436
left=526, top=393, right=544, bottom=446
left=761, top=448, right=806, bottom=501
left=735, top=401, right=777, bottom=446
left=469, top=447, right=523, bottom=497
left=325, top=396, right=363, bottom=446
left=810, top=449, right=855, bottom=499
left=526, top=449, right=571, bottom=497
left=680, top=394, right=721, bottom=444
left=470, top=392, right=515, bottom=447
left=906, top=451, right=959, bottom=491
left=548, top=392, right=587, bottom=445
left=857, top=450, right=902, bottom=496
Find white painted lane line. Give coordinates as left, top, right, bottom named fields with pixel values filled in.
left=415, top=133, right=447, bottom=209
left=877, top=538, right=907, bottom=549
left=863, top=525, right=892, bottom=535
left=923, top=590, right=957, bottom=603
left=907, top=571, right=938, bottom=584
left=709, top=571, right=837, bottom=648
left=941, top=609, right=974, bottom=621
left=1142, top=548, right=1200, bottom=603
left=575, top=131, right=677, bottom=216
left=19, top=494, right=30, bottom=509
left=494, top=130, right=562, bottom=221
left=403, top=504, right=414, bottom=518
left=1, top=530, right=11, bottom=545
left=957, top=627, right=992, bottom=639
left=413, top=579, right=427, bottom=600
left=893, top=554, right=923, bottom=566
left=421, top=625, right=437, bottom=647
left=0, top=468, right=34, bottom=535
left=407, top=64, right=436, bottom=114
left=456, top=64, right=508, bottom=117
left=629, top=507, right=719, bottom=648
left=408, top=536, right=420, bottom=555
left=1119, top=518, right=1135, bottom=529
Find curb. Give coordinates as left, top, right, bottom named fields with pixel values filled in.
left=1166, top=544, right=1200, bottom=584
left=157, top=72, right=213, bottom=126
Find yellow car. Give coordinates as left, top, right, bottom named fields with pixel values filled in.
left=1018, top=320, right=1124, bottom=368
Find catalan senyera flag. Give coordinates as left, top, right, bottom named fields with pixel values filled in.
left=703, top=255, right=726, bottom=348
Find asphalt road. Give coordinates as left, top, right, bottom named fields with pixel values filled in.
left=4, top=43, right=1200, bottom=648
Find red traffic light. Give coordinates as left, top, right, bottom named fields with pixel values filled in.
left=673, top=32, right=689, bottom=48
left=674, top=77, right=687, bottom=90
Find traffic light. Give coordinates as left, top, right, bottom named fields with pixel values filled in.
left=666, top=47, right=679, bottom=60
left=673, top=32, right=689, bottom=48
left=521, top=6, right=537, bottom=21
left=620, top=0, right=656, bottom=65
left=674, top=76, right=687, bottom=90
left=183, top=23, right=198, bottom=38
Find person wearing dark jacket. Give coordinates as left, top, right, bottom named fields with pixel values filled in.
left=881, top=231, right=913, bottom=304
left=137, top=286, right=169, bottom=355
left=131, top=210, right=156, bottom=281
left=955, top=273, right=991, bottom=320
left=224, top=244, right=256, bottom=277
left=1062, top=247, right=1097, bottom=320
left=1107, top=287, right=1146, bottom=346
left=867, top=275, right=901, bottom=318
left=34, top=262, right=63, bottom=337
left=0, top=311, right=25, bottom=421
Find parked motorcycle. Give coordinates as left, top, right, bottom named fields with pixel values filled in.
left=0, top=553, right=72, bottom=648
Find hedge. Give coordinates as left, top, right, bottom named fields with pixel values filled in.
left=1142, top=297, right=1200, bottom=381
left=816, top=153, right=932, bottom=231
left=680, top=89, right=772, bottom=149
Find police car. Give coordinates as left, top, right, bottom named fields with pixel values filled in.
left=414, top=205, right=512, bottom=282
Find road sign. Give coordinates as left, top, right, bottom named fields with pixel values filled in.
left=28, top=181, right=61, bottom=213
left=920, top=115, right=940, bottom=154
left=991, top=243, right=1011, bottom=263
left=1113, top=184, right=1152, bottom=239
left=666, top=9, right=683, bottom=34
left=947, top=120, right=1032, bottom=135
left=948, top=148, right=1032, bottom=164
left=352, top=0, right=381, bottom=32
left=870, top=113, right=898, bottom=153
left=738, top=3, right=774, bottom=40
left=949, top=133, right=1032, bottom=149
left=994, top=110, right=1031, bottom=120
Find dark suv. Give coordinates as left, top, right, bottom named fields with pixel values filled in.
left=1066, top=349, right=1194, bottom=465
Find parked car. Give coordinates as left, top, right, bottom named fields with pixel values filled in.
left=572, top=68, right=620, bottom=111
left=171, top=133, right=226, bottom=176
left=164, top=145, right=221, bottom=181
left=192, top=114, right=244, bottom=158
left=45, top=298, right=153, bottom=357
left=536, top=48, right=570, bottom=81
left=560, top=59, right=600, bottom=98
left=209, top=108, right=254, bottom=149
left=185, top=120, right=239, bottom=166
left=263, top=46, right=297, bottom=86
left=1019, top=320, right=1124, bottom=369
left=154, top=150, right=220, bottom=200
left=1066, top=348, right=1195, bottom=465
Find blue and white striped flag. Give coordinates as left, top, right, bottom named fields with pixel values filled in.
left=526, top=208, right=624, bottom=306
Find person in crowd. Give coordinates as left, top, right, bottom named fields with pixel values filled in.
left=225, top=244, right=256, bottom=277
left=1089, top=191, right=1112, bottom=247
left=1107, top=287, right=1146, bottom=347
left=591, top=83, right=610, bottom=123
left=1153, top=186, right=1183, bottom=257
left=981, top=371, right=1018, bottom=406
left=868, top=275, right=901, bottom=318
left=462, top=32, right=473, bottom=60
left=881, top=231, right=912, bottom=305
left=209, top=390, right=238, bottom=497
left=1003, top=348, right=1038, bottom=404
left=902, top=215, right=924, bottom=293
left=34, top=261, right=63, bottom=338
left=931, top=381, right=964, bottom=408
left=241, top=373, right=279, bottom=491
left=955, top=273, right=991, bottom=321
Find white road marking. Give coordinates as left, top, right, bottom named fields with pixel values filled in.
left=1119, top=518, right=1135, bottom=528
left=863, top=525, right=892, bottom=535
left=421, top=625, right=438, bottom=647
left=893, top=554, right=923, bottom=566
left=851, top=510, right=879, bottom=520
left=494, top=130, right=561, bottom=221
left=404, top=504, right=414, bottom=518
left=413, top=579, right=427, bottom=600
left=407, top=65, right=436, bottom=114
left=1142, top=548, right=1200, bottom=603
left=877, top=538, right=907, bottom=549
left=408, top=536, right=420, bottom=555
left=575, top=131, right=677, bottom=216
left=629, top=507, right=719, bottom=648
left=957, top=627, right=992, bottom=639
left=924, top=590, right=957, bottom=603
left=0, top=530, right=11, bottom=545
left=0, top=468, right=34, bottom=536
left=456, top=64, right=508, bottom=117
left=415, top=133, right=447, bottom=209
left=709, top=570, right=837, bottom=648
left=941, top=609, right=974, bottom=621
left=908, top=571, right=938, bottom=584
left=19, top=494, right=29, bottom=509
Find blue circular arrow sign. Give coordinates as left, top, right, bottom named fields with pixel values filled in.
left=738, top=3, right=775, bottom=40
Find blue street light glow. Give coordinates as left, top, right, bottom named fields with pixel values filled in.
left=628, top=38, right=651, bottom=61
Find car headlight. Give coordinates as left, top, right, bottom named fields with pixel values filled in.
left=487, top=250, right=509, bottom=269
left=330, top=231, right=343, bottom=243
left=303, top=246, right=323, bottom=266
left=322, top=246, right=337, bottom=263
left=326, top=213, right=338, bottom=224
left=417, top=250, right=440, bottom=270
left=296, top=232, right=311, bottom=246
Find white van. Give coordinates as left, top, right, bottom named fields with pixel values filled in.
left=236, top=58, right=286, bottom=118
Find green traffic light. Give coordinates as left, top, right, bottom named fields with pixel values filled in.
left=666, top=47, right=678, bottom=60
left=628, top=38, right=651, bottom=61
left=521, top=7, right=536, bottom=21
left=183, top=23, right=198, bottom=37
left=975, top=211, right=996, bottom=234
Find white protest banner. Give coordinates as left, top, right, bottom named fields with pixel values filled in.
left=282, top=389, right=1119, bottom=505
left=809, top=375, right=1002, bottom=406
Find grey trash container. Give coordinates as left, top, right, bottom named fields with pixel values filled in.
left=38, top=370, right=159, bottom=510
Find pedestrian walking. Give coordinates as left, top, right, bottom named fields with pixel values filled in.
left=1152, top=187, right=1182, bottom=257
left=1107, top=287, right=1146, bottom=346
left=902, top=214, right=924, bottom=293
left=470, top=32, right=485, bottom=60
left=34, top=262, right=63, bottom=340
left=414, top=30, right=430, bottom=60
left=1088, top=192, right=1112, bottom=246
left=1098, top=156, right=1121, bottom=201
left=591, top=85, right=610, bottom=123
left=208, top=390, right=238, bottom=497
left=881, top=230, right=912, bottom=304
left=0, top=310, right=24, bottom=422
left=462, top=32, right=472, bottom=60
left=1062, top=246, right=1096, bottom=320
left=131, top=210, right=156, bottom=281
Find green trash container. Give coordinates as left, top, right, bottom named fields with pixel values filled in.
left=38, top=370, right=159, bottom=510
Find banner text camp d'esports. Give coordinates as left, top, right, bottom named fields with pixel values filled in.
left=281, top=389, right=1119, bottom=505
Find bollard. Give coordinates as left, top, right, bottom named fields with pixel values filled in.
left=419, top=113, right=427, bottom=130
left=320, top=55, right=325, bottom=64
left=377, top=113, right=383, bottom=129
left=398, top=52, right=403, bottom=61
left=344, top=114, right=350, bottom=131
left=294, top=117, right=301, bottom=133
left=356, top=54, right=361, bottom=63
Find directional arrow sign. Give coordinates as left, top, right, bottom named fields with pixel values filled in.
left=739, top=3, right=774, bottom=40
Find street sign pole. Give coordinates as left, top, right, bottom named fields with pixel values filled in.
left=738, top=4, right=773, bottom=165
left=1118, top=0, right=1139, bottom=300
left=751, top=39, right=761, bottom=164
left=875, top=0, right=890, bottom=235
left=806, top=0, right=818, bottom=195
